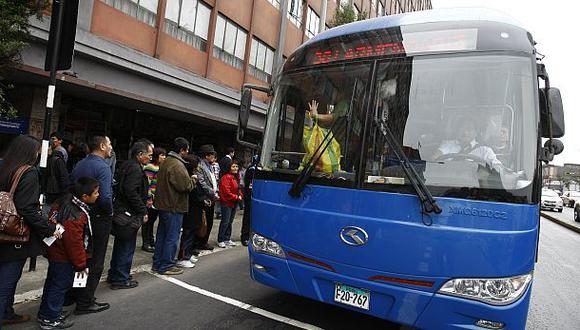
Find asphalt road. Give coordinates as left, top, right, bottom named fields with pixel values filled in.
left=9, top=217, right=580, bottom=330
left=543, top=205, right=572, bottom=220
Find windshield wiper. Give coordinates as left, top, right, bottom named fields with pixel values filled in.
left=288, top=116, right=346, bottom=198
left=375, top=118, right=442, bottom=215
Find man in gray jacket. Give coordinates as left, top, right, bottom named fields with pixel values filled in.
left=194, top=145, right=219, bottom=251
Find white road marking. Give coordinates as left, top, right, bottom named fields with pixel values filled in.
left=14, top=244, right=239, bottom=304
left=149, top=270, right=323, bottom=330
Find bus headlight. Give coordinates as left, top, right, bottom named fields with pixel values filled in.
left=251, top=233, right=285, bottom=258
left=438, top=273, right=532, bottom=305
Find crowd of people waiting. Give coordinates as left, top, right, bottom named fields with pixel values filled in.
left=0, top=134, right=256, bottom=329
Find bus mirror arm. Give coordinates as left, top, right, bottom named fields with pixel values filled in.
left=538, top=63, right=565, bottom=163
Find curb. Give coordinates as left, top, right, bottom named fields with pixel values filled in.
left=13, top=242, right=246, bottom=305
left=541, top=212, right=580, bottom=234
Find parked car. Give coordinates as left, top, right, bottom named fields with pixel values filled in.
left=561, top=191, right=580, bottom=207
left=541, top=189, right=563, bottom=212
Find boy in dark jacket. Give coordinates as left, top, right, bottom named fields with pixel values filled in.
left=37, top=178, right=100, bottom=329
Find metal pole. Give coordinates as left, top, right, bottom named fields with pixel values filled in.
left=272, top=0, right=289, bottom=83
left=318, top=0, right=327, bottom=34
left=40, top=0, right=66, bottom=168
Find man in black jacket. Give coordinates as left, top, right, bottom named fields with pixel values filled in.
left=241, top=155, right=259, bottom=246
left=44, top=149, right=70, bottom=208
left=218, top=147, right=235, bottom=178
left=107, top=141, right=150, bottom=289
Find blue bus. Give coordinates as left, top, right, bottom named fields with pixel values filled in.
left=237, top=8, right=565, bottom=329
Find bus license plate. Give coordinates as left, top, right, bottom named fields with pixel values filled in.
left=334, top=283, right=370, bottom=310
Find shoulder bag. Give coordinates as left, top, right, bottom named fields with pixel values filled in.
left=0, top=166, right=32, bottom=243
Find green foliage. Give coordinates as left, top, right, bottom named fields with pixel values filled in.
left=330, top=3, right=368, bottom=28
left=0, top=0, right=43, bottom=119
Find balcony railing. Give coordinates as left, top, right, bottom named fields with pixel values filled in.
left=102, top=0, right=157, bottom=27
left=163, top=20, right=207, bottom=52
left=212, top=47, right=244, bottom=70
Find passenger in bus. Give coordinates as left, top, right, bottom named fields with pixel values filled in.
left=301, top=96, right=350, bottom=174
left=432, top=118, right=501, bottom=168
left=306, top=97, right=349, bottom=126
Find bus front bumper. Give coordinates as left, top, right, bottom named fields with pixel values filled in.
left=249, top=249, right=533, bottom=329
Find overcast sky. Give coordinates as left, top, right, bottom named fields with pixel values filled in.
left=431, top=0, right=580, bottom=166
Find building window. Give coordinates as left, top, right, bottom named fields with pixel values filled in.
left=267, top=0, right=280, bottom=10
left=287, top=0, right=303, bottom=27
left=102, top=0, right=158, bottom=27
left=164, top=0, right=211, bottom=52
left=378, top=1, right=385, bottom=16
left=306, top=7, right=320, bottom=38
left=213, top=15, right=247, bottom=70
left=248, top=38, right=275, bottom=83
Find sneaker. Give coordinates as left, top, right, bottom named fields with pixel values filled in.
left=176, top=260, right=195, bottom=268
left=217, top=242, right=226, bottom=248
left=38, top=318, right=74, bottom=329
left=37, top=311, right=72, bottom=323
left=189, top=256, right=199, bottom=263
left=227, top=240, right=238, bottom=247
left=242, top=240, right=249, bottom=247
left=160, top=267, right=184, bottom=275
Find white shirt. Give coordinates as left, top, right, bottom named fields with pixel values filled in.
left=203, top=160, right=218, bottom=192
left=438, top=139, right=501, bottom=168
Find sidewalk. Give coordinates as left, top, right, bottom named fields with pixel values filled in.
left=541, top=210, right=580, bottom=234
left=14, top=210, right=245, bottom=303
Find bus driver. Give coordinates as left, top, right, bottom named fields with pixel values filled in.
left=432, top=118, right=501, bottom=169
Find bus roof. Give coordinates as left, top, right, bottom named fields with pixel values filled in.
left=285, top=8, right=535, bottom=71
left=305, top=8, right=527, bottom=47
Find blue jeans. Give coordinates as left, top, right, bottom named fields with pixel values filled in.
left=153, top=211, right=183, bottom=273
left=218, top=205, right=237, bottom=243
left=108, top=231, right=138, bottom=285
left=0, top=259, right=26, bottom=323
left=38, top=261, right=74, bottom=321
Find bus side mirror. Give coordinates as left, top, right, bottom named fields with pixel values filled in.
left=540, top=87, right=565, bottom=138
left=544, top=139, right=564, bottom=156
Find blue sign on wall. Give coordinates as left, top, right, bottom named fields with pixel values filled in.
left=0, top=117, right=29, bottom=135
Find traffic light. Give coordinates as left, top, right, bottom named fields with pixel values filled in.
left=44, top=0, right=79, bottom=71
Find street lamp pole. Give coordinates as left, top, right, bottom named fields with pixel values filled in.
left=40, top=0, right=66, bottom=168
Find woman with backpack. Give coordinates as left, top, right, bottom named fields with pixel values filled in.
left=0, top=135, right=62, bottom=326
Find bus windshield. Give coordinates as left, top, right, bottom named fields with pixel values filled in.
left=261, top=53, right=537, bottom=199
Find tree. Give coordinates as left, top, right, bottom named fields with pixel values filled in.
left=0, top=0, right=44, bottom=119
left=330, top=3, right=368, bottom=28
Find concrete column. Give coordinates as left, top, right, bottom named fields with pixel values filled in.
left=272, top=0, right=289, bottom=82
left=319, top=0, right=328, bottom=34
left=29, top=88, right=60, bottom=139
left=77, top=0, right=95, bottom=31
